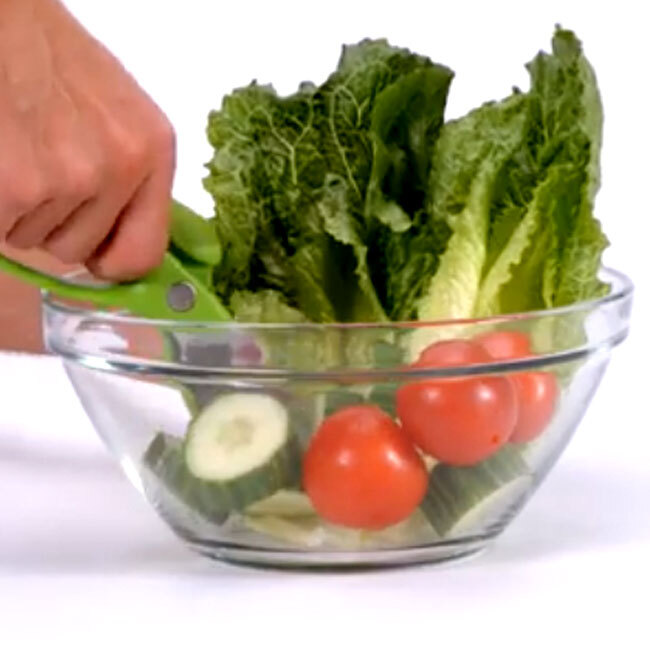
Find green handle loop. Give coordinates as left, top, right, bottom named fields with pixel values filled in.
left=0, top=200, right=231, bottom=322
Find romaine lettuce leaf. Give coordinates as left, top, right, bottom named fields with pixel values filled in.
left=415, top=27, right=607, bottom=327
left=204, top=40, right=452, bottom=323
left=488, top=28, right=608, bottom=314
left=204, top=28, right=609, bottom=334
left=230, top=289, right=308, bottom=323
left=417, top=93, right=529, bottom=321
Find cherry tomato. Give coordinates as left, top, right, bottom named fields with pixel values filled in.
left=397, top=339, right=518, bottom=465
left=476, top=330, right=558, bottom=443
left=475, top=330, right=532, bottom=360
left=414, top=339, right=492, bottom=367
left=303, top=405, right=427, bottom=530
left=508, top=372, right=558, bottom=443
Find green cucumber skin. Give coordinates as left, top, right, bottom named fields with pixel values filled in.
left=143, top=432, right=302, bottom=525
left=143, top=433, right=232, bottom=524
left=420, top=446, right=529, bottom=537
left=207, top=435, right=303, bottom=510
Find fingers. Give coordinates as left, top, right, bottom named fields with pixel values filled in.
left=86, top=116, right=176, bottom=280
left=43, top=114, right=176, bottom=279
left=6, top=198, right=79, bottom=250
left=3, top=146, right=105, bottom=254
left=0, top=107, right=174, bottom=277
left=5, top=147, right=106, bottom=249
left=41, top=196, right=123, bottom=264
left=0, top=150, right=52, bottom=241
left=0, top=2, right=177, bottom=281
left=87, top=164, right=173, bottom=281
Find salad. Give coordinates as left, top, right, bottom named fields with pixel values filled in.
left=142, top=27, right=609, bottom=548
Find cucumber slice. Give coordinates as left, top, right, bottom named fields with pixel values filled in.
left=183, top=392, right=303, bottom=511
left=242, top=514, right=365, bottom=549
left=245, top=490, right=316, bottom=518
left=185, top=393, right=290, bottom=482
left=420, top=446, right=532, bottom=537
left=243, top=515, right=327, bottom=548
left=142, top=433, right=232, bottom=524
left=143, top=425, right=302, bottom=524
left=242, top=509, right=436, bottom=550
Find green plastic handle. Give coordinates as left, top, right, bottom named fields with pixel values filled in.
left=0, top=250, right=230, bottom=321
left=169, top=200, right=222, bottom=266
left=0, top=200, right=232, bottom=322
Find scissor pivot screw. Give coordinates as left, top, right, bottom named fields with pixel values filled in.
left=167, top=282, right=196, bottom=312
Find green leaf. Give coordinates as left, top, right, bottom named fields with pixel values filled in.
left=372, top=212, right=452, bottom=321
left=417, top=27, right=607, bottom=326
left=204, top=83, right=278, bottom=296
left=417, top=93, right=529, bottom=321
left=202, top=28, right=608, bottom=336
left=485, top=28, right=608, bottom=313
left=314, top=177, right=386, bottom=321
left=476, top=167, right=560, bottom=315
left=230, top=289, right=309, bottom=323
left=366, top=66, right=453, bottom=232
left=204, top=39, right=452, bottom=323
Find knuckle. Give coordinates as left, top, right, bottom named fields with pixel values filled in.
left=108, top=113, right=175, bottom=183
left=64, top=159, right=102, bottom=200
left=151, top=117, right=176, bottom=159
left=106, top=122, right=148, bottom=182
left=123, top=238, right=167, bottom=276
left=5, top=174, right=51, bottom=213
left=96, top=235, right=167, bottom=281
left=115, top=138, right=149, bottom=181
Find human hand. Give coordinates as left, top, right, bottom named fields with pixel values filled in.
left=0, top=0, right=175, bottom=280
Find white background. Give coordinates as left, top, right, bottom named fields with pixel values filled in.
left=1, top=0, right=649, bottom=647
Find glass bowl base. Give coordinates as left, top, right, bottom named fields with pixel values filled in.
left=187, top=537, right=492, bottom=570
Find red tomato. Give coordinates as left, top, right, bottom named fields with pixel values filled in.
left=396, top=376, right=517, bottom=465
left=415, top=339, right=492, bottom=367
left=475, top=330, right=532, bottom=359
left=476, top=330, right=558, bottom=443
left=303, top=405, right=428, bottom=530
left=397, top=339, right=518, bottom=465
left=508, top=372, right=558, bottom=443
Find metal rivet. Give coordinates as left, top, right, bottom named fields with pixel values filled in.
left=167, top=282, right=196, bottom=312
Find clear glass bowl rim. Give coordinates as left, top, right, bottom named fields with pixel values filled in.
left=42, top=267, right=633, bottom=380
left=43, top=266, right=633, bottom=331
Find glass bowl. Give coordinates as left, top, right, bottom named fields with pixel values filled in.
left=42, top=268, right=633, bottom=568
